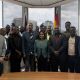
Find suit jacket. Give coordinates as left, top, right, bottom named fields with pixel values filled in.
left=6, top=33, right=23, bottom=58
left=66, top=36, right=80, bottom=56
left=22, top=31, right=37, bottom=55
left=49, top=34, right=67, bottom=55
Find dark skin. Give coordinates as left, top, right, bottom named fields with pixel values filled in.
left=20, top=27, right=25, bottom=33
left=40, top=25, right=46, bottom=33
left=28, top=23, right=33, bottom=32
left=50, top=28, right=63, bottom=55
left=5, top=27, right=18, bottom=60
left=54, top=28, right=60, bottom=36
left=65, top=22, right=71, bottom=32
left=11, top=27, right=18, bottom=34
left=6, top=25, right=10, bottom=35
left=4, top=27, right=21, bottom=61
left=36, top=26, right=39, bottom=32
left=70, top=27, right=76, bottom=37
left=47, top=26, right=51, bottom=35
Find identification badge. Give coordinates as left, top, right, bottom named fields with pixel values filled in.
left=30, top=35, right=33, bottom=39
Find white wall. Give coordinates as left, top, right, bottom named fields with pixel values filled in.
left=3, top=1, right=22, bottom=27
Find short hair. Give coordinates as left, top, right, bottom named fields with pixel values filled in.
left=70, top=26, right=76, bottom=30
left=6, top=25, right=10, bottom=28
left=40, top=24, right=44, bottom=28
left=65, top=21, right=71, bottom=25
left=11, top=23, right=15, bottom=27
left=11, top=26, right=18, bottom=31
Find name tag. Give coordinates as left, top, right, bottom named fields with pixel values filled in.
left=30, top=35, right=33, bottom=39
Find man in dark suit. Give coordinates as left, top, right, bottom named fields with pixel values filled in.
left=6, top=26, right=23, bottom=72
left=76, top=37, right=80, bottom=73
left=49, top=28, right=67, bottom=72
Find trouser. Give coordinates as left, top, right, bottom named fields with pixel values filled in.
left=0, top=63, right=3, bottom=76
left=50, top=53, right=68, bottom=72
left=68, top=55, right=76, bottom=72
left=59, top=54, right=68, bottom=72
left=3, top=61, right=10, bottom=73
left=50, top=54, right=59, bottom=72
left=25, top=54, right=35, bottom=71
left=38, top=55, right=48, bottom=71
left=75, top=56, right=80, bottom=73
left=9, top=55, right=21, bottom=72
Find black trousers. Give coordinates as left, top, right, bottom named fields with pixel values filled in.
left=59, top=54, right=68, bottom=72
left=0, top=63, right=3, bottom=76
left=50, top=54, right=68, bottom=72
left=50, top=54, right=59, bottom=72
left=9, top=55, right=21, bottom=72
left=75, top=56, right=80, bottom=73
left=68, top=55, right=76, bottom=72
left=38, top=56, right=48, bottom=71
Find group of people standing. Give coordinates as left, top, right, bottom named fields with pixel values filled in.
left=0, top=21, right=80, bottom=76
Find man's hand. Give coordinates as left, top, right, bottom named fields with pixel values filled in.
left=15, top=50, right=21, bottom=56
left=4, top=56, right=9, bottom=61
left=54, top=51, right=59, bottom=55
left=23, top=53, right=26, bottom=58
left=35, top=57, right=37, bottom=62
left=47, top=58, right=50, bottom=62
left=35, top=55, right=38, bottom=62
left=0, top=57, right=4, bottom=63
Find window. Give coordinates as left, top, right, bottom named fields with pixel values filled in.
left=0, top=0, right=2, bottom=28
left=28, top=8, right=54, bottom=26
left=61, top=0, right=78, bottom=32
left=3, top=1, right=22, bottom=27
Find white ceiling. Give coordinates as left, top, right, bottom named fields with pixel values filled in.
left=2, top=0, right=73, bottom=8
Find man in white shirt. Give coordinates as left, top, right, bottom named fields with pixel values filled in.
left=68, top=26, right=79, bottom=72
